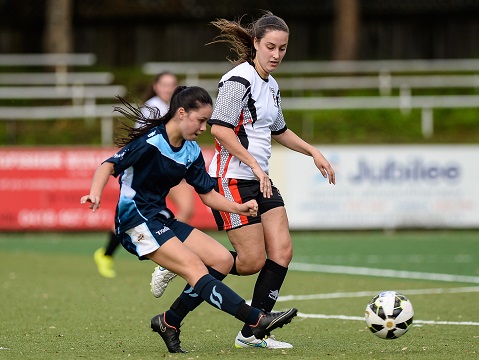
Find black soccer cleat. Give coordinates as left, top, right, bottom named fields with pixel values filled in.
left=151, top=312, right=187, bottom=353
left=250, top=308, right=298, bottom=340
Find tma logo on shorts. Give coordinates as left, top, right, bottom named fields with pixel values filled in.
left=156, top=226, right=170, bottom=236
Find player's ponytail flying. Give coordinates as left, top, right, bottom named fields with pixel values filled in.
left=114, top=86, right=212, bottom=147
left=208, top=11, right=289, bottom=65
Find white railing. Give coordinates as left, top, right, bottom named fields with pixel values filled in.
left=0, top=53, right=96, bottom=67
left=0, top=105, right=118, bottom=146
left=142, top=59, right=479, bottom=139
left=143, top=59, right=479, bottom=76
left=0, top=85, right=126, bottom=104
left=0, top=53, right=123, bottom=146
left=0, top=72, right=115, bottom=85
left=281, top=95, right=479, bottom=138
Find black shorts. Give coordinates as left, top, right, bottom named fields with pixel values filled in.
left=212, top=178, right=285, bottom=231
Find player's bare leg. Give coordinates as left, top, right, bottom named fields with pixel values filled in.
left=229, top=207, right=294, bottom=349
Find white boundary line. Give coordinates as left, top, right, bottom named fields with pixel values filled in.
left=289, top=262, right=479, bottom=284
left=272, top=263, right=479, bottom=326
left=297, top=312, right=479, bottom=326
left=277, top=286, right=479, bottom=302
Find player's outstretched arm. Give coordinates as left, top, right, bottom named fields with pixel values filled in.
left=80, top=162, right=115, bottom=212
left=198, top=190, right=258, bottom=217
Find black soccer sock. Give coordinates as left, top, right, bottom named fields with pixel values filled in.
left=194, top=274, right=261, bottom=324
left=165, top=267, right=227, bottom=328
left=229, top=251, right=239, bottom=275
left=104, top=231, right=120, bottom=257
left=241, top=259, right=288, bottom=337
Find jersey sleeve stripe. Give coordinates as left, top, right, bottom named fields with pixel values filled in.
left=271, top=125, right=288, bottom=135
left=207, top=119, right=236, bottom=129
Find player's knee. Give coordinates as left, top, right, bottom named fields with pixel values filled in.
left=267, top=243, right=293, bottom=266
left=236, top=256, right=266, bottom=275
left=213, top=248, right=234, bottom=273
left=177, top=207, right=194, bottom=223
left=182, top=256, right=208, bottom=281
left=198, top=247, right=233, bottom=275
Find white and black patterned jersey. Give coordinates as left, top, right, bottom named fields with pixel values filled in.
left=208, top=61, right=287, bottom=180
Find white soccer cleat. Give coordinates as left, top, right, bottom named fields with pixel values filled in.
left=150, top=266, right=177, bottom=298
left=234, top=331, right=293, bottom=349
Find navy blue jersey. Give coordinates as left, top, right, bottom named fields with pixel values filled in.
left=105, top=123, right=215, bottom=233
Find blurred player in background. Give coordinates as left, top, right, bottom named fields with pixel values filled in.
left=82, top=86, right=297, bottom=353
left=94, top=72, right=195, bottom=278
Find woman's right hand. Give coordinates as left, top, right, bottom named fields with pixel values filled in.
left=80, top=195, right=101, bottom=212
left=251, top=165, right=272, bottom=198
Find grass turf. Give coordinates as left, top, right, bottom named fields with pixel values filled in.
left=1, top=230, right=478, bottom=359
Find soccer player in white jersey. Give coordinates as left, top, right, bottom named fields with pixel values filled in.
left=141, top=72, right=177, bottom=121
left=81, top=86, right=297, bottom=353
left=151, top=11, right=335, bottom=350
left=208, top=12, right=335, bottom=349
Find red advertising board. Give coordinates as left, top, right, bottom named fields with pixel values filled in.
left=0, top=147, right=217, bottom=231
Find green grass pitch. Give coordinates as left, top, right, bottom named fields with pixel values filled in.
left=1, top=230, right=478, bottom=359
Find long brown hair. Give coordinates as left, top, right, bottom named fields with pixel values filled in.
left=114, top=86, right=212, bottom=148
left=208, top=11, right=289, bottom=65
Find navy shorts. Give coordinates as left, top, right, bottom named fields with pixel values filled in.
left=212, top=178, right=285, bottom=231
left=119, top=214, right=194, bottom=260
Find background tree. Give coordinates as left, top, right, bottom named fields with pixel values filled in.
left=43, top=0, right=73, bottom=54
left=333, top=0, right=360, bottom=60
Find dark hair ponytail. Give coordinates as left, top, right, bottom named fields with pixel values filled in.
left=114, top=86, right=212, bottom=148
left=208, top=11, right=289, bottom=65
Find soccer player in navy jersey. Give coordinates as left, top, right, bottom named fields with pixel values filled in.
left=80, top=86, right=297, bottom=353
left=152, top=12, right=335, bottom=349
left=93, top=71, right=193, bottom=285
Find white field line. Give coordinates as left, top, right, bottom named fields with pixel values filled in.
left=275, top=286, right=479, bottom=327
left=276, top=286, right=479, bottom=302
left=289, top=262, right=479, bottom=284
left=297, top=312, right=479, bottom=326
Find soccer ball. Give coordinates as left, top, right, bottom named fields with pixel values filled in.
left=365, top=291, right=414, bottom=339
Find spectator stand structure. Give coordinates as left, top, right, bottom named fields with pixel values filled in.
left=143, top=59, right=479, bottom=139
left=0, top=53, right=125, bottom=146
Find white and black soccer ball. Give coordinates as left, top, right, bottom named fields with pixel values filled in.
left=365, top=291, right=414, bottom=339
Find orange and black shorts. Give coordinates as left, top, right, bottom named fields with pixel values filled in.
left=212, top=178, right=284, bottom=231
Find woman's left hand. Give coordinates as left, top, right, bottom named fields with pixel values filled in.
left=314, top=154, right=336, bottom=185
left=237, top=199, right=259, bottom=217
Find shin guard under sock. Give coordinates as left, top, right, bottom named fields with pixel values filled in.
left=194, top=274, right=261, bottom=324
left=229, top=251, right=239, bottom=275
left=165, top=267, right=227, bottom=327
left=241, top=259, right=288, bottom=337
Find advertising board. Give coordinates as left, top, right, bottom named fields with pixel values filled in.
left=0, top=147, right=216, bottom=230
